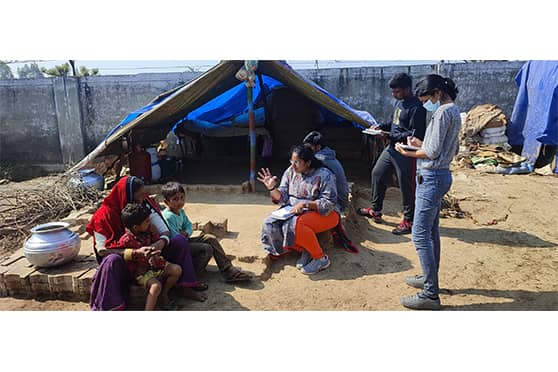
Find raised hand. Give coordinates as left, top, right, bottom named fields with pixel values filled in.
left=257, top=168, right=278, bottom=190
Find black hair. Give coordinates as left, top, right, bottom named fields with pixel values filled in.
left=415, top=74, right=459, bottom=101
left=388, top=73, right=412, bottom=89
left=302, top=130, right=325, bottom=147
left=161, top=182, right=186, bottom=200
left=291, top=144, right=324, bottom=169
left=127, top=176, right=145, bottom=203
left=121, top=203, right=151, bottom=229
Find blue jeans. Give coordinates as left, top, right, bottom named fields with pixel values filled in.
left=412, top=169, right=452, bottom=298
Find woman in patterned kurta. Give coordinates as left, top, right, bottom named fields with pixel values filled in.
left=258, top=145, right=339, bottom=275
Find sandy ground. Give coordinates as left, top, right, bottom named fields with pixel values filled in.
left=1, top=168, right=557, bottom=310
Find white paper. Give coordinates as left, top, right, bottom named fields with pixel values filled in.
left=270, top=205, right=295, bottom=220
left=362, top=128, right=384, bottom=136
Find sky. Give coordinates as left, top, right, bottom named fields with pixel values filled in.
left=4, top=60, right=447, bottom=77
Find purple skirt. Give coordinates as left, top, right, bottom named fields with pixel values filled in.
left=90, top=234, right=198, bottom=311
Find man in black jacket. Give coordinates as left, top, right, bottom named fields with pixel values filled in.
left=358, top=73, right=427, bottom=235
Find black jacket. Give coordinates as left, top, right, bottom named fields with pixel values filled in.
left=380, top=96, right=427, bottom=147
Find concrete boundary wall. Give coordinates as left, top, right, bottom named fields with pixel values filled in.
left=0, top=61, right=525, bottom=167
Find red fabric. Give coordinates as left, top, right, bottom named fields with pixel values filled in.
left=86, top=176, right=163, bottom=250
left=293, top=211, right=340, bottom=259
left=86, top=176, right=130, bottom=249
left=118, top=230, right=166, bottom=277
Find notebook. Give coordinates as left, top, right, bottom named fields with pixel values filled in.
left=399, top=144, right=420, bottom=151
left=270, top=205, right=296, bottom=220
left=362, top=128, right=385, bottom=136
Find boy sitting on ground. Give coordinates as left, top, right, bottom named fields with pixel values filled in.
left=119, top=203, right=182, bottom=310
left=161, top=182, right=252, bottom=283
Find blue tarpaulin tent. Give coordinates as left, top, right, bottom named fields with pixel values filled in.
left=508, top=61, right=558, bottom=173
left=75, top=60, right=376, bottom=170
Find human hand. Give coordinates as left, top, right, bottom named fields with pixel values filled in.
left=292, top=201, right=307, bottom=215
left=257, top=168, right=278, bottom=190
left=394, top=142, right=411, bottom=157
left=135, top=246, right=153, bottom=259
left=407, top=136, right=422, bottom=147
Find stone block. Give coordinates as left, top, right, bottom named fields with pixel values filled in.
left=201, top=219, right=228, bottom=237
left=1, top=249, right=25, bottom=267
left=0, top=266, right=9, bottom=297
left=29, top=271, right=51, bottom=296
left=4, top=257, right=36, bottom=297
left=74, top=268, right=96, bottom=301
left=40, top=259, right=98, bottom=297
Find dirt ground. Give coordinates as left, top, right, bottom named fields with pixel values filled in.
left=1, top=168, right=557, bottom=310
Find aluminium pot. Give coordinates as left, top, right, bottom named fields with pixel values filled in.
left=23, top=222, right=81, bottom=268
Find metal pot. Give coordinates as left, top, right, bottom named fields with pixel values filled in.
left=23, top=222, right=81, bottom=268
left=70, top=169, right=104, bottom=191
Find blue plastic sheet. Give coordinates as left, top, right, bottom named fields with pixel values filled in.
left=508, top=61, right=558, bottom=170
left=105, top=61, right=376, bottom=142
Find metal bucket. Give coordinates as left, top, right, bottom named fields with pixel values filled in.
left=23, top=222, right=81, bottom=268
left=70, top=169, right=104, bottom=191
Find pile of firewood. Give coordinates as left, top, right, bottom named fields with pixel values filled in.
left=0, top=173, right=103, bottom=257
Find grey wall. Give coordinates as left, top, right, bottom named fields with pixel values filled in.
left=0, top=61, right=524, bottom=167
left=78, top=72, right=199, bottom=153
left=299, top=61, right=524, bottom=125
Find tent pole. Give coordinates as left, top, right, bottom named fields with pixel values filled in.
left=247, top=85, right=256, bottom=192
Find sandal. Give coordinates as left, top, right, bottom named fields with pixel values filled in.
left=356, top=208, right=382, bottom=223
left=224, top=267, right=253, bottom=283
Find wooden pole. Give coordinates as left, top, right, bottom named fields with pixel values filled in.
left=247, top=85, right=256, bottom=192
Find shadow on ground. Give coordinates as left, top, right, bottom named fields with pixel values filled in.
left=440, top=226, right=557, bottom=248
left=443, top=288, right=558, bottom=310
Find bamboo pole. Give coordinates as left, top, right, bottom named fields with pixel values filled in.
left=247, top=85, right=256, bottom=192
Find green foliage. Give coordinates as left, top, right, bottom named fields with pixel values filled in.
left=39, top=62, right=99, bottom=77
left=78, top=65, right=99, bottom=76
left=0, top=61, right=14, bottom=79
left=41, top=63, right=71, bottom=77
left=17, top=63, right=44, bottom=79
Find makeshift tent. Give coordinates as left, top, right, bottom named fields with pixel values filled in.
left=508, top=61, right=558, bottom=173
left=74, top=60, right=376, bottom=171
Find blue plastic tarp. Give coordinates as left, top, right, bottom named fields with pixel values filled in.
left=105, top=61, right=376, bottom=143
left=171, top=75, right=280, bottom=132
left=508, top=61, right=558, bottom=170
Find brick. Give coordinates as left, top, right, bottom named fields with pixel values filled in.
left=74, top=267, right=96, bottom=301
left=1, top=249, right=25, bottom=266
left=201, top=219, right=228, bottom=237
left=77, top=238, right=96, bottom=258
left=0, top=266, right=9, bottom=297
left=29, top=271, right=51, bottom=296
left=4, top=257, right=36, bottom=297
left=43, top=259, right=98, bottom=297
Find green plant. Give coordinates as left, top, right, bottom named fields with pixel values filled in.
left=0, top=61, right=14, bottom=79
left=17, top=63, right=44, bottom=79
